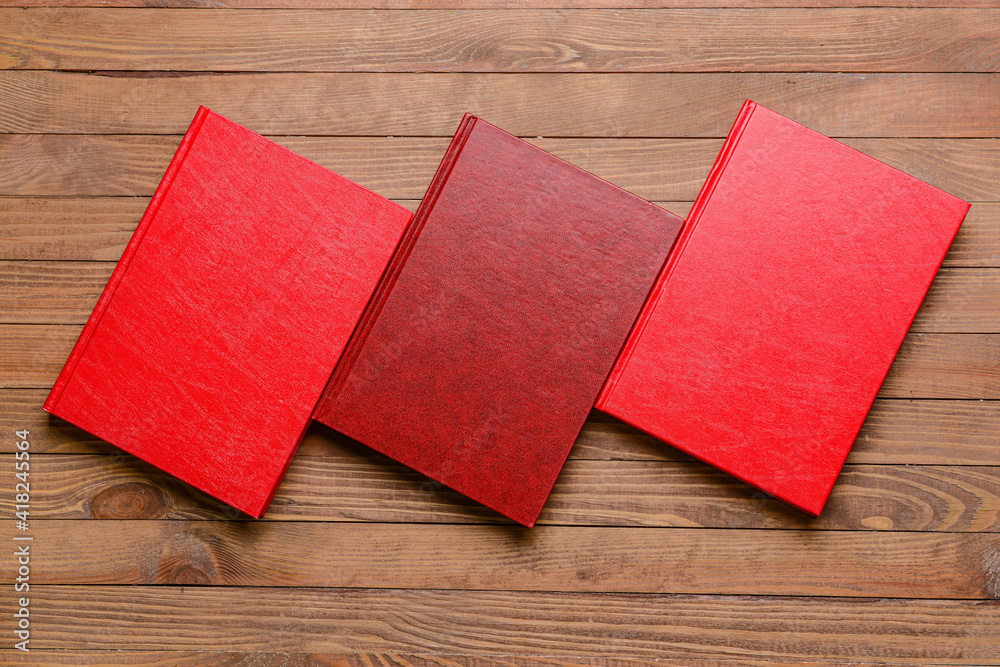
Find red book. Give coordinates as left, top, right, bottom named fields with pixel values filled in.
left=597, top=100, right=971, bottom=516
left=43, top=107, right=412, bottom=518
left=313, top=114, right=683, bottom=527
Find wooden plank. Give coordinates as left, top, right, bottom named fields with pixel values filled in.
left=0, top=654, right=856, bottom=667
left=0, top=654, right=956, bottom=667
left=945, top=203, right=1000, bottom=266
left=1, top=136, right=997, bottom=201
left=5, top=0, right=999, bottom=8
left=3, top=261, right=994, bottom=331
left=0, top=260, right=111, bottom=324
left=8, top=520, right=998, bottom=597
left=2, top=9, right=999, bottom=73
left=576, top=399, right=1000, bottom=465
left=4, top=71, right=1000, bottom=137
left=0, top=656, right=830, bottom=667
left=4, top=324, right=995, bottom=396
left=0, top=653, right=778, bottom=667
left=0, top=325, right=81, bottom=388
left=846, top=139, right=1000, bottom=204
left=911, top=269, right=1000, bottom=331
left=879, top=334, right=1000, bottom=398
left=3, top=587, right=998, bottom=661
left=0, top=196, right=158, bottom=262
left=4, top=197, right=999, bottom=266
left=850, top=399, right=1000, bottom=465
left=5, top=452, right=999, bottom=531
left=3, top=388, right=997, bottom=464
left=0, top=197, right=424, bottom=262
left=0, top=196, right=152, bottom=262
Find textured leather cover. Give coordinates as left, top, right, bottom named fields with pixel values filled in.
left=43, top=107, right=412, bottom=518
left=597, top=100, right=971, bottom=516
left=314, top=114, right=683, bottom=526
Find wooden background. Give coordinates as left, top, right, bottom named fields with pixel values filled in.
left=1, top=1, right=999, bottom=665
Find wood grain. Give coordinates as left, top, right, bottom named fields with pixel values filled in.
left=3, top=261, right=994, bottom=331
left=4, top=388, right=998, bottom=464
left=0, top=197, right=155, bottom=261
left=0, top=653, right=873, bottom=667
left=2, top=2, right=998, bottom=660
left=879, top=334, right=1000, bottom=398
left=7, top=520, right=999, bottom=597
left=912, top=269, right=1000, bottom=331
left=1, top=135, right=998, bottom=201
left=5, top=325, right=996, bottom=396
left=2, top=9, right=999, bottom=73
left=3, top=70, right=1000, bottom=137
left=5, top=452, right=1000, bottom=531
left=0, top=196, right=424, bottom=262
left=2, top=587, right=998, bottom=661
left=0, top=260, right=113, bottom=324
left=4, top=198, right=999, bottom=266
left=0, top=653, right=791, bottom=667
left=573, top=399, right=1000, bottom=466
left=5, top=0, right=1000, bottom=8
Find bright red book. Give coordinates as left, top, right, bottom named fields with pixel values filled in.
left=597, top=100, right=971, bottom=516
left=43, top=107, right=413, bottom=518
left=313, top=113, right=683, bottom=527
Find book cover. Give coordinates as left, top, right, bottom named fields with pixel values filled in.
left=314, top=113, right=683, bottom=527
left=597, top=100, right=971, bottom=516
left=43, top=107, right=413, bottom=518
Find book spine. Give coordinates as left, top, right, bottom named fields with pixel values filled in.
left=43, top=107, right=211, bottom=413
left=596, top=100, right=758, bottom=410
left=317, top=113, right=478, bottom=409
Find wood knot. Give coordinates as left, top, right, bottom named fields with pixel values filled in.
left=90, top=482, right=169, bottom=519
left=168, top=565, right=213, bottom=585
left=984, top=549, right=1000, bottom=600
left=861, top=515, right=894, bottom=530
left=154, top=528, right=221, bottom=585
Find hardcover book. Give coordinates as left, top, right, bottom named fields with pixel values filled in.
left=313, top=113, right=684, bottom=527
left=43, top=107, right=413, bottom=518
left=597, top=100, right=971, bottom=515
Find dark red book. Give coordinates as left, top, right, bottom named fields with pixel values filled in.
left=313, top=114, right=683, bottom=526
left=44, top=107, right=412, bottom=518
left=597, top=100, right=971, bottom=516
